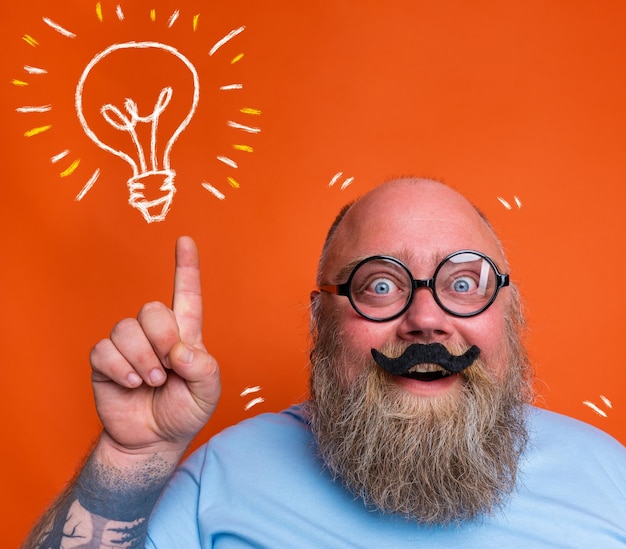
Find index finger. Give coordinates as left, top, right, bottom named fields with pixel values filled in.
left=172, top=235, right=203, bottom=345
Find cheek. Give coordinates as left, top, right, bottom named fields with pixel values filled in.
left=460, top=311, right=510, bottom=377
left=335, top=315, right=398, bottom=380
left=339, top=313, right=397, bottom=351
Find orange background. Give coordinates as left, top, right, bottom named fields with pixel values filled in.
left=2, top=1, right=626, bottom=545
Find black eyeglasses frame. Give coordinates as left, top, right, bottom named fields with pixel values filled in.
left=319, top=249, right=509, bottom=322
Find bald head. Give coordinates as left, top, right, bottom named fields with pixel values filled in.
left=318, top=178, right=506, bottom=285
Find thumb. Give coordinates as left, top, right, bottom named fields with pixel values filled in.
left=169, top=341, right=221, bottom=413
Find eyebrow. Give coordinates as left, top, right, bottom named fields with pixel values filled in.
left=331, top=250, right=462, bottom=284
left=333, top=256, right=371, bottom=283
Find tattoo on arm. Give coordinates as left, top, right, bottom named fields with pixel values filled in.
left=22, top=453, right=173, bottom=549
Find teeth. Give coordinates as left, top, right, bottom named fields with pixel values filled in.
left=407, top=364, right=451, bottom=375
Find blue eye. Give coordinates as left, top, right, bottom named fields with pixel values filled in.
left=371, top=278, right=396, bottom=295
left=452, top=276, right=477, bottom=293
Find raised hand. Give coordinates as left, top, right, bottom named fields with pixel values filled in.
left=89, top=235, right=221, bottom=456
left=22, top=236, right=222, bottom=548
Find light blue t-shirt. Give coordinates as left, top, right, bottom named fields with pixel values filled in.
left=147, top=405, right=626, bottom=548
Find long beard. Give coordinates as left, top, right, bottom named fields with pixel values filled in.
left=307, top=314, right=533, bottom=525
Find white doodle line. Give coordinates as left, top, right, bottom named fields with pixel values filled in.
left=497, top=196, right=522, bottom=209
left=583, top=395, right=613, bottom=418
left=329, top=171, right=355, bottom=190
left=16, top=105, right=51, bottom=113
left=24, top=66, right=47, bottom=74
left=168, top=10, right=179, bottom=27
left=51, top=150, right=69, bottom=163
left=240, top=386, right=265, bottom=411
left=209, top=26, right=245, bottom=56
left=42, top=17, right=76, bottom=38
left=201, top=183, right=225, bottom=200
left=227, top=120, right=261, bottom=134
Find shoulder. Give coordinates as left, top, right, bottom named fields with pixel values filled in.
left=525, top=406, right=626, bottom=480
left=211, top=404, right=310, bottom=446
left=182, top=404, right=313, bottom=472
left=528, top=406, right=624, bottom=450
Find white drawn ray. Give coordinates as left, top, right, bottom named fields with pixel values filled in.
left=51, top=150, right=70, bottom=163
left=209, top=26, right=245, bottom=56
left=24, top=66, right=47, bottom=74
left=217, top=156, right=238, bottom=168
left=582, top=394, right=613, bottom=418
left=497, top=196, right=522, bottom=210
left=168, top=10, right=180, bottom=27
left=329, top=171, right=354, bottom=190
left=227, top=120, right=261, bottom=134
left=17, top=105, right=51, bottom=113
left=42, top=17, right=76, bottom=38
left=76, top=170, right=101, bottom=202
left=240, top=386, right=262, bottom=397
left=201, top=182, right=225, bottom=200
left=243, top=397, right=265, bottom=411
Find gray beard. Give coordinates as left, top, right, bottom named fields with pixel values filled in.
left=307, top=315, right=532, bottom=525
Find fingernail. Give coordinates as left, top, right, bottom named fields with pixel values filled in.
left=149, top=368, right=165, bottom=384
left=127, top=372, right=142, bottom=387
left=179, top=345, right=194, bottom=365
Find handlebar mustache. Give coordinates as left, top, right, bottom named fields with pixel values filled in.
left=371, top=343, right=481, bottom=375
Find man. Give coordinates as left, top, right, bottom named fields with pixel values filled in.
left=24, top=179, right=626, bottom=548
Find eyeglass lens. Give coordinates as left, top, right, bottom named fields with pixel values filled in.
left=348, top=252, right=499, bottom=320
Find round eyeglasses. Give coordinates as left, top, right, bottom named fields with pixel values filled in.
left=319, top=250, right=509, bottom=322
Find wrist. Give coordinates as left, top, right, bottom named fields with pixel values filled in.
left=95, top=429, right=189, bottom=469
left=75, top=438, right=179, bottom=524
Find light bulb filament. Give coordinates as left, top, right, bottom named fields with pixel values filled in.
left=100, top=87, right=173, bottom=176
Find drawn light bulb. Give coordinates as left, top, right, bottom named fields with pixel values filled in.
left=75, top=41, right=200, bottom=223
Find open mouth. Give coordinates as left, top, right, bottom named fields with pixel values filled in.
left=401, top=365, right=455, bottom=382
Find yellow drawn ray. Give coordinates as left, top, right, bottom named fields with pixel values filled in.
left=60, top=159, right=80, bottom=177
left=23, top=34, right=39, bottom=47
left=25, top=125, right=52, bottom=137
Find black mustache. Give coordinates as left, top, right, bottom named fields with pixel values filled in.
left=371, top=343, right=481, bottom=375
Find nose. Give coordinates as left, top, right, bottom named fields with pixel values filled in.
left=396, top=287, right=454, bottom=342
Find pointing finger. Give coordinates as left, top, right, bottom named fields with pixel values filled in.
left=172, top=236, right=204, bottom=346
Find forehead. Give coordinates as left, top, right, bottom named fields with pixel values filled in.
left=322, top=181, right=506, bottom=278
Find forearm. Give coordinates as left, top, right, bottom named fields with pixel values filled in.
left=22, top=441, right=181, bottom=549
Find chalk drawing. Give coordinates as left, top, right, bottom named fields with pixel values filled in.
left=240, top=385, right=265, bottom=411
left=583, top=395, right=613, bottom=418
left=329, top=171, right=355, bottom=190
left=15, top=5, right=262, bottom=223
left=75, top=41, right=200, bottom=223
left=497, top=195, right=522, bottom=210
left=51, top=150, right=70, bottom=163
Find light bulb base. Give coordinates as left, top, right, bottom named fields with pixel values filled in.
left=128, top=170, right=176, bottom=223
